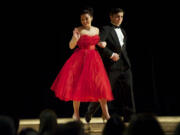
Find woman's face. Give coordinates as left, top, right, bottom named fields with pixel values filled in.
left=80, top=13, right=93, bottom=27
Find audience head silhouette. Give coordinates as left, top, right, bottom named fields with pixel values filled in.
left=39, top=109, right=57, bottom=135
left=103, top=114, right=125, bottom=135
left=55, top=121, right=84, bottom=135
left=0, top=115, right=16, bottom=135
left=125, top=113, right=165, bottom=135
left=174, top=122, right=180, bottom=135
left=19, top=127, right=38, bottom=135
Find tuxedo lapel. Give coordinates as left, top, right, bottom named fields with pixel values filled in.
left=110, top=27, right=122, bottom=48
left=121, top=28, right=127, bottom=45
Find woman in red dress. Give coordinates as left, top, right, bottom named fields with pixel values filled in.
left=51, top=7, right=114, bottom=121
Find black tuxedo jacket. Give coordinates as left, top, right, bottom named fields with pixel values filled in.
left=97, top=25, right=131, bottom=72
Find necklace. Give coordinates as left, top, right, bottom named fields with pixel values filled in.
left=83, top=26, right=91, bottom=31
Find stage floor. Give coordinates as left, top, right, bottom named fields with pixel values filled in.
left=19, top=116, right=180, bottom=135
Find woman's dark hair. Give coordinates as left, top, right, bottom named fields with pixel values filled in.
left=80, top=7, right=94, bottom=17
left=109, top=8, right=124, bottom=16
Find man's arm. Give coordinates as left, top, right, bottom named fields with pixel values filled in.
left=98, top=26, right=114, bottom=58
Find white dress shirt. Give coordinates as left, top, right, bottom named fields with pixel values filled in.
left=114, top=27, right=124, bottom=47
left=110, top=27, right=124, bottom=58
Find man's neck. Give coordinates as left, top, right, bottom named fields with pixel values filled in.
left=111, top=22, right=120, bottom=27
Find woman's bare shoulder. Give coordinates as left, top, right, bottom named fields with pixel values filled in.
left=92, top=26, right=99, bottom=34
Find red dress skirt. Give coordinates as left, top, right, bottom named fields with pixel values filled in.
left=51, top=35, right=114, bottom=102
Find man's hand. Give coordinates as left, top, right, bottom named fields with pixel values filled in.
left=111, top=53, right=120, bottom=61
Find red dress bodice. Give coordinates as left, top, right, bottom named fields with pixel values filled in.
left=77, top=35, right=100, bottom=49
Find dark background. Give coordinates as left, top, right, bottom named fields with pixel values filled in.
left=1, top=1, right=179, bottom=119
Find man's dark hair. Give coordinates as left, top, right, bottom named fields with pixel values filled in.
left=109, top=8, right=124, bottom=16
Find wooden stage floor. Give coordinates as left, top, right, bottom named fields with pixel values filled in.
left=19, top=116, right=180, bottom=135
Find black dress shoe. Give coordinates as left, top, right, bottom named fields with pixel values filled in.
left=85, top=102, right=100, bottom=123
left=123, top=115, right=131, bottom=122
left=123, top=107, right=135, bottom=122
left=85, top=112, right=92, bottom=123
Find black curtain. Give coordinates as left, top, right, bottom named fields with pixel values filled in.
left=1, top=1, right=179, bottom=118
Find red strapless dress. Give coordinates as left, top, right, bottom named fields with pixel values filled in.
left=51, top=35, right=114, bottom=102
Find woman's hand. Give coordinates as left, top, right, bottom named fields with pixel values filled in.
left=73, top=28, right=80, bottom=41
left=97, top=41, right=107, bottom=48
left=69, top=28, right=80, bottom=49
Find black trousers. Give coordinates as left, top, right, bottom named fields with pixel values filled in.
left=86, top=68, right=136, bottom=116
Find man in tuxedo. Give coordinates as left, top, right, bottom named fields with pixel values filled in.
left=85, top=8, right=136, bottom=122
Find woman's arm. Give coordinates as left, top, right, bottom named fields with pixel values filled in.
left=69, top=28, right=80, bottom=49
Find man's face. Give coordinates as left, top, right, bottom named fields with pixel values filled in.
left=110, top=12, right=124, bottom=26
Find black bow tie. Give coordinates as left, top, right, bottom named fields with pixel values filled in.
left=111, top=24, right=121, bottom=29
